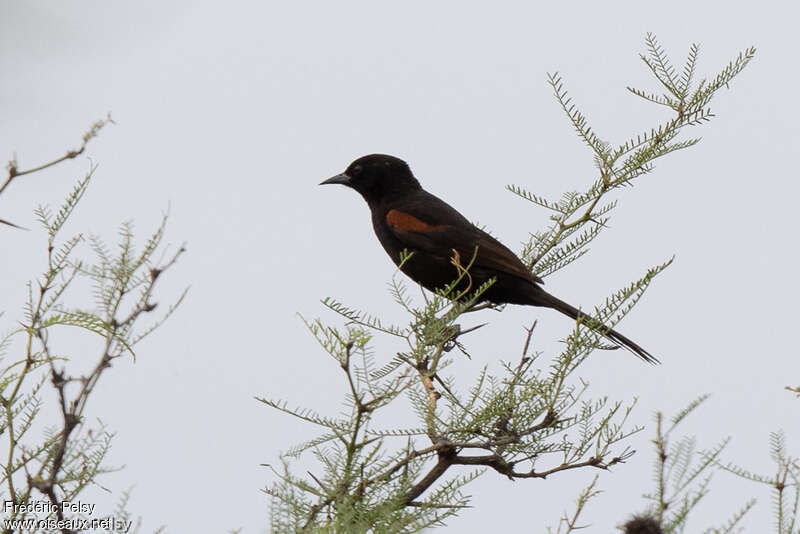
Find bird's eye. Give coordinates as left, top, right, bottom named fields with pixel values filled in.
left=351, top=165, right=363, bottom=176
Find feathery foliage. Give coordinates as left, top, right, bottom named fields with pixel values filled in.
left=509, top=34, right=755, bottom=279
left=633, top=398, right=800, bottom=534
left=717, top=431, right=800, bottom=534
left=640, top=397, right=755, bottom=534
left=1, top=120, right=186, bottom=532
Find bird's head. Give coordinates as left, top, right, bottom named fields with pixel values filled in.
left=321, top=154, right=421, bottom=203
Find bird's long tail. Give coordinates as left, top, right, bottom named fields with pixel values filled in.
left=534, top=289, right=659, bottom=364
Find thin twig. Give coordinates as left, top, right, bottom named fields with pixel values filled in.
left=1, top=114, right=114, bottom=198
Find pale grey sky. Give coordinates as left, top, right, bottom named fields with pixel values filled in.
left=1, top=1, right=798, bottom=532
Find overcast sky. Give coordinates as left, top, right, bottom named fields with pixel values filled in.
left=1, top=1, right=798, bottom=532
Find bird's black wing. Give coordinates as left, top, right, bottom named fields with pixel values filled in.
left=383, top=192, right=542, bottom=284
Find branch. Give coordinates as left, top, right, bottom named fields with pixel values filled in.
left=451, top=449, right=630, bottom=480
left=19, top=237, right=183, bottom=533
left=403, top=442, right=457, bottom=504
left=1, top=114, right=114, bottom=198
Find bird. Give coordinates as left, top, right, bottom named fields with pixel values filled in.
left=320, top=154, right=658, bottom=364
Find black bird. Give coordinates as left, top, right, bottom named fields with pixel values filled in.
left=321, top=154, right=658, bottom=364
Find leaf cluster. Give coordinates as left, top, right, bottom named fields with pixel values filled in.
left=510, top=34, right=755, bottom=280
left=717, top=431, right=800, bottom=534
left=641, top=396, right=755, bottom=534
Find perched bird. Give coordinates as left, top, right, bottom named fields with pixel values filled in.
left=321, top=154, right=658, bottom=364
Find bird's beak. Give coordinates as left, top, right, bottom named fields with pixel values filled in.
left=320, top=173, right=351, bottom=186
